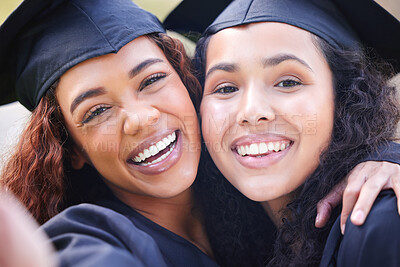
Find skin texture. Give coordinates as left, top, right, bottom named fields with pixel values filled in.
left=200, top=21, right=398, bottom=223
left=55, top=36, right=209, bottom=252
left=57, top=36, right=200, bottom=200
left=0, top=190, right=58, bottom=267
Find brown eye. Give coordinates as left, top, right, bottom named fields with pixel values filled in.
left=213, top=85, right=238, bottom=94
left=82, top=105, right=111, bottom=124
left=276, top=79, right=302, bottom=87
left=139, top=73, right=167, bottom=91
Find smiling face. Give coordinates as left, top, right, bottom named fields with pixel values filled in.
left=56, top=36, right=200, bottom=200
left=200, top=22, right=335, bottom=206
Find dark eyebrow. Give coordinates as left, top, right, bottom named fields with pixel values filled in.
left=129, top=58, right=163, bottom=79
left=70, top=87, right=106, bottom=114
left=262, top=54, right=313, bottom=71
left=205, top=63, right=238, bottom=80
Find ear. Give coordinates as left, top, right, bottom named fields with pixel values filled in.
left=70, top=145, right=87, bottom=170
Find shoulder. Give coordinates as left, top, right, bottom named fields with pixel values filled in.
left=41, top=203, right=167, bottom=267
left=338, top=191, right=400, bottom=266
left=42, top=203, right=133, bottom=236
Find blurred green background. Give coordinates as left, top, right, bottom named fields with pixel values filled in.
left=2, top=0, right=399, bottom=33
left=2, top=0, right=400, bottom=24
left=1, top=0, right=182, bottom=23
left=0, top=0, right=198, bottom=55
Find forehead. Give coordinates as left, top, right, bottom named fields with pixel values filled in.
left=60, top=36, right=166, bottom=79
left=206, top=22, right=319, bottom=63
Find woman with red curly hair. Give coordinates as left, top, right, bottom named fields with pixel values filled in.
left=1, top=0, right=400, bottom=266
left=0, top=0, right=214, bottom=266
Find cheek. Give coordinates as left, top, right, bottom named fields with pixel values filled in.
left=290, top=91, right=334, bottom=165
left=200, top=100, right=229, bottom=147
left=78, top=122, right=122, bottom=162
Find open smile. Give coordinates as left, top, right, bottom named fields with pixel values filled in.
left=231, top=138, right=293, bottom=169
left=235, top=140, right=291, bottom=157
left=127, top=130, right=182, bottom=175
left=129, top=131, right=177, bottom=166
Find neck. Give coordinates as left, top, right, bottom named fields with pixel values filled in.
left=261, top=194, right=294, bottom=227
left=111, top=187, right=213, bottom=258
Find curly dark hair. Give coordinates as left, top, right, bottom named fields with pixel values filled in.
left=1, top=33, right=202, bottom=224
left=268, top=35, right=400, bottom=266
left=193, top=33, right=400, bottom=266
left=194, top=35, right=276, bottom=267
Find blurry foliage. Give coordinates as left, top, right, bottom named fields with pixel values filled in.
left=1, top=0, right=182, bottom=24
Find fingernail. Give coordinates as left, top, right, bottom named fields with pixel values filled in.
left=315, top=213, right=321, bottom=225
left=351, top=210, right=365, bottom=224
left=341, top=223, right=345, bottom=235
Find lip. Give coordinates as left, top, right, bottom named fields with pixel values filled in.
left=231, top=134, right=293, bottom=169
left=127, top=130, right=177, bottom=159
left=126, top=130, right=182, bottom=175
left=231, top=134, right=293, bottom=148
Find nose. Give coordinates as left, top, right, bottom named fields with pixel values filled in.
left=237, top=84, right=275, bottom=126
left=123, top=104, right=160, bottom=135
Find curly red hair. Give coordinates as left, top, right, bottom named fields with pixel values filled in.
left=1, top=87, right=67, bottom=224
left=1, top=33, right=202, bottom=224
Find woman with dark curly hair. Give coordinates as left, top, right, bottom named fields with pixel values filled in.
left=1, top=0, right=400, bottom=266
left=0, top=0, right=217, bottom=266
left=194, top=0, right=400, bottom=266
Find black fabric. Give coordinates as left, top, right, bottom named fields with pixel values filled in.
left=41, top=196, right=219, bottom=267
left=363, top=142, right=400, bottom=166
left=320, top=190, right=400, bottom=267
left=0, top=0, right=165, bottom=110
left=164, top=0, right=233, bottom=34
left=332, top=0, right=400, bottom=73
left=202, top=0, right=400, bottom=72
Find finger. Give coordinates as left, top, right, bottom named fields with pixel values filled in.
left=377, top=163, right=400, bottom=214
left=316, top=200, right=332, bottom=228
left=316, top=180, right=346, bottom=228
left=350, top=173, right=388, bottom=226
left=341, top=163, right=371, bottom=234
left=391, top=175, right=400, bottom=215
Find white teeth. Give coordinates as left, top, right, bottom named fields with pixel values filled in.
left=149, top=145, right=158, bottom=156
left=236, top=141, right=290, bottom=157
left=280, top=143, right=286, bottom=151
left=139, top=142, right=176, bottom=166
left=268, top=142, right=274, bottom=151
left=168, top=132, right=176, bottom=142
left=143, top=149, right=151, bottom=158
left=259, top=143, right=268, bottom=154
left=273, top=142, right=280, bottom=152
left=156, top=141, right=166, bottom=151
left=131, top=131, right=177, bottom=164
left=249, top=144, right=258, bottom=154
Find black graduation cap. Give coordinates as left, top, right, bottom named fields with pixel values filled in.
left=0, top=0, right=165, bottom=110
left=167, top=0, right=400, bottom=72
left=164, top=0, right=233, bottom=35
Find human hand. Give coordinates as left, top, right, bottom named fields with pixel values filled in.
left=314, top=161, right=400, bottom=234
left=0, top=190, right=58, bottom=267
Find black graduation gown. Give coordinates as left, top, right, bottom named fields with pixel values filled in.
left=320, top=190, right=400, bottom=267
left=41, top=197, right=219, bottom=267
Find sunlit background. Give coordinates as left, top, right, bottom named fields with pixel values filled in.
left=1, top=0, right=182, bottom=23
left=0, top=0, right=399, bottom=169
